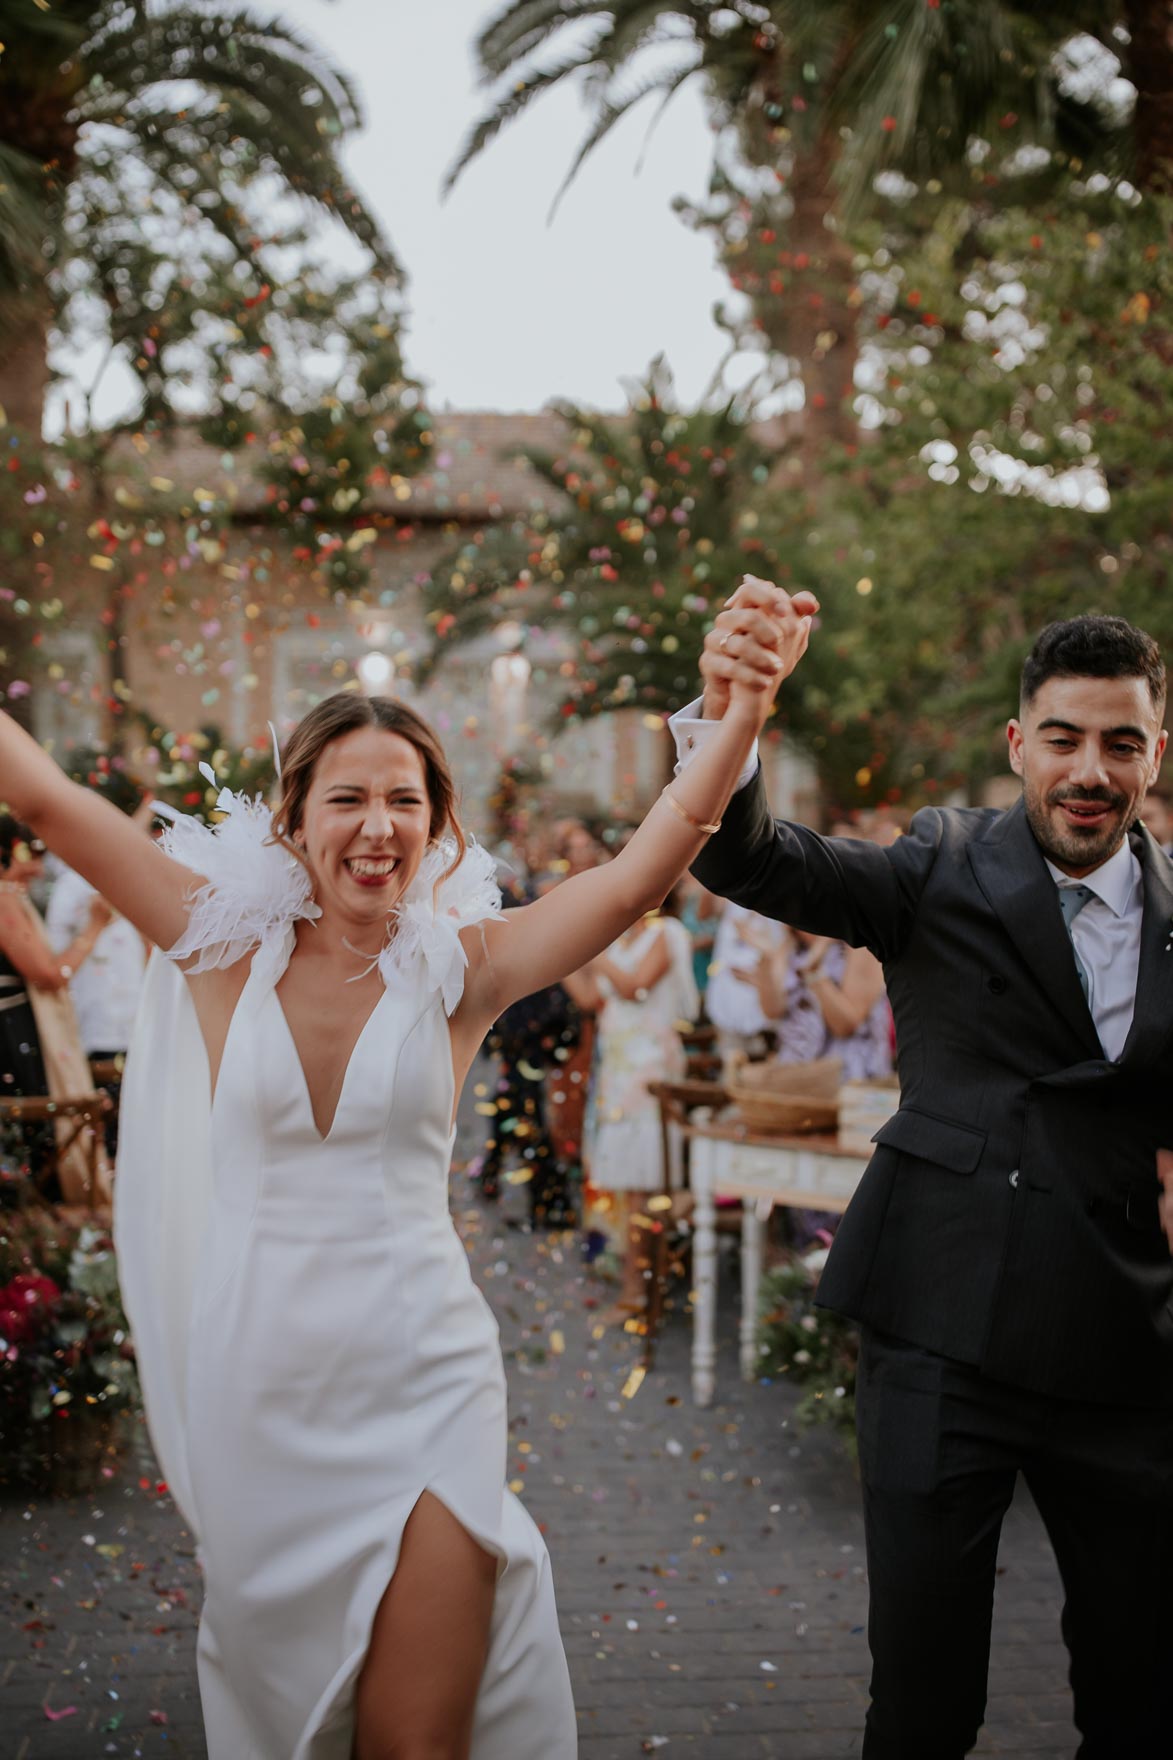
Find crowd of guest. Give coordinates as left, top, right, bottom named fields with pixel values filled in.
left=470, top=805, right=913, bottom=1308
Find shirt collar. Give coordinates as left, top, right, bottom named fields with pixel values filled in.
left=1045, top=837, right=1141, bottom=920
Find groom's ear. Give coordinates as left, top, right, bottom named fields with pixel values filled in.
left=1007, top=718, right=1026, bottom=778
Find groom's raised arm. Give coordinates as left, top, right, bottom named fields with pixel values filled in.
left=674, top=580, right=941, bottom=963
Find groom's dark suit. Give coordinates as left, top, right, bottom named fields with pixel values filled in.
left=693, top=778, right=1173, bottom=1757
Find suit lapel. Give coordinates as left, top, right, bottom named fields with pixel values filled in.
left=967, top=799, right=1103, bottom=1060
left=1120, top=826, right=1173, bottom=1064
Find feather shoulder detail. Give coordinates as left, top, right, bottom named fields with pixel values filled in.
left=159, top=788, right=320, bottom=973
left=378, top=837, right=504, bottom=1016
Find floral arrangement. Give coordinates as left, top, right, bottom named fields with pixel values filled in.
left=755, top=1249, right=859, bottom=1448
left=0, top=1204, right=140, bottom=1485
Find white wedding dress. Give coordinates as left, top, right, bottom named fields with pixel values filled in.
left=114, top=795, right=577, bottom=1759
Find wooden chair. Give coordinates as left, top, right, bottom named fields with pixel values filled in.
left=680, top=1024, right=722, bottom=1083
left=1, top=1095, right=108, bottom=1206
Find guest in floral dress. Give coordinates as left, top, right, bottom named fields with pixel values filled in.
left=569, top=894, right=699, bottom=1319
left=736, top=927, right=891, bottom=1242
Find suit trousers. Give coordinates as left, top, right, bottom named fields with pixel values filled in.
left=855, top=1327, right=1173, bottom=1759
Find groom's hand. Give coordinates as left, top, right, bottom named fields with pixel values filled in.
left=701, top=577, right=820, bottom=719
left=1159, top=1149, right=1173, bottom=1255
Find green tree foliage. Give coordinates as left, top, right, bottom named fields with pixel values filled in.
left=450, top=3, right=1171, bottom=810
left=453, top=3, right=1131, bottom=467
left=421, top=359, right=786, bottom=722
left=0, top=0, right=391, bottom=435
left=0, top=1, right=431, bottom=737
left=806, top=177, right=1173, bottom=798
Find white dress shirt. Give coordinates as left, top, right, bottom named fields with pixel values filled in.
left=1045, top=841, right=1143, bottom=1062
left=704, top=903, right=789, bottom=1037
left=669, top=697, right=759, bottom=789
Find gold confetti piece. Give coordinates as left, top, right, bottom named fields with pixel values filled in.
left=89, top=554, right=115, bottom=571
left=474, top=1102, right=498, bottom=1117
left=620, top=1366, right=646, bottom=1401
left=647, top=1194, right=672, bottom=1212
left=508, top=1479, right=524, bottom=1494
left=550, top=1330, right=565, bottom=1355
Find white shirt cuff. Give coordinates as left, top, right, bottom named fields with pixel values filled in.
left=668, top=698, right=759, bottom=791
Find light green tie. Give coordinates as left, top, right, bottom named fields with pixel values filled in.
left=1056, top=884, right=1094, bottom=1003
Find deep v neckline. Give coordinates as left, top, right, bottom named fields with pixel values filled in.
left=271, top=983, right=390, bottom=1145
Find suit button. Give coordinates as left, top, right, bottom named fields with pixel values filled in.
left=1008, top=1169, right=1019, bottom=1189
left=987, top=975, right=1007, bottom=995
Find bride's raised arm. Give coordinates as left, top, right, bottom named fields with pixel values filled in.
left=0, top=712, right=196, bottom=951
left=460, top=585, right=817, bottom=1027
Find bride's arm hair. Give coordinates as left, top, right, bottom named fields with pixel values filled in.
left=461, top=601, right=813, bottom=1023
left=0, top=710, right=199, bottom=951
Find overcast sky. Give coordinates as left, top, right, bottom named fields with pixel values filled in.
left=298, top=0, right=730, bottom=411
left=53, top=0, right=735, bottom=431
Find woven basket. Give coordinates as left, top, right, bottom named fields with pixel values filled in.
left=728, top=1054, right=842, bottom=1136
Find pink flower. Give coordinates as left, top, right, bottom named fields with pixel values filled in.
left=0, top=1274, right=61, bottom=1341
left=0, top=1307, right=29, bottom=1343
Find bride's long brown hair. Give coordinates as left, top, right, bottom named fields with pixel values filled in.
left=269, top=693, right=466, bottom=886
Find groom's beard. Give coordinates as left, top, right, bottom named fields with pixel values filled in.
left=1023, top=778, right=1134, bottom=872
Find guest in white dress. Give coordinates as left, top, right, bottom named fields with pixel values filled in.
left=0, top=592, right=812, bottom=1760
left=571, top=896, right=699, bottom=1314
left=704, top=901, right=790, bottom=1076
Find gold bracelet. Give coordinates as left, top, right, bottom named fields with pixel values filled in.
left=660, top=787, right=722, bottom=837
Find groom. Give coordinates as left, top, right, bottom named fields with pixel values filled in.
left=672, top=590, right=1173, bottom=1757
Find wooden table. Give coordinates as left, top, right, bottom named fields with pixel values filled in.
left=687, top=1116, right=870, bottom=1406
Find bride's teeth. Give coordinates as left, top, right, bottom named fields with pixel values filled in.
left=347, top=858, right=398, bottom=877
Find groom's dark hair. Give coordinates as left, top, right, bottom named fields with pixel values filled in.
left=1021, top=615, right=1166, bottom=717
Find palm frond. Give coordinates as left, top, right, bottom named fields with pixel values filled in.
left=86, top=3, right=364, bottom=134
left=475, top=0, right=621, bottom=81
left=832, top=0, right=1125, bottom=217
left=0, top=141, right=54, bottom=286
left=73, top=9, right=390, bottom=265
left=634, top=60, right=701, bottom=171
left=444, top=42, right=601, bottom=193
left=546, top=54, right=701, bottom=214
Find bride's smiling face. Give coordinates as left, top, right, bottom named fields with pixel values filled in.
left=296, top=727, right=434, bottom=928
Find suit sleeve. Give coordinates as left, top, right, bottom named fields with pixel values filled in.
left=691, top=768, right=943, bottom=963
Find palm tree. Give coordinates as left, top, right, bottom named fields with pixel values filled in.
left=422, top=358, right=779, bottom=719
left=449, top=2, right=1135, bottom=475
left=0, top=0, right=393, bottom=435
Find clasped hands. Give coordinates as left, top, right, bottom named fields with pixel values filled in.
left=701, top=575, right=819, bottom=723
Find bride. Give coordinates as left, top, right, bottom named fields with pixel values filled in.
left=0, top=590, right=810, bottom=1760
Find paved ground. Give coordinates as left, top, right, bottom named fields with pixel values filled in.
left=1, top=1079, right=1078, bottom=1760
